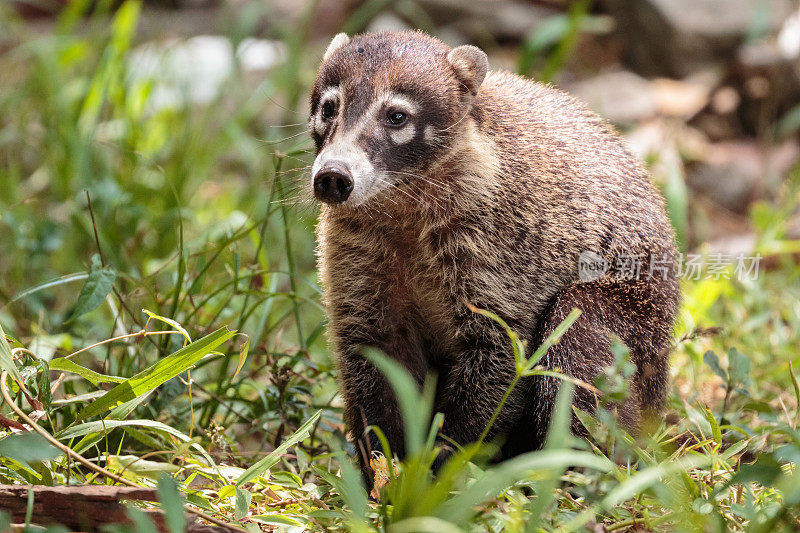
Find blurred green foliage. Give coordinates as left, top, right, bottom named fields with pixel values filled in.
left=0, top=0, right=799, bottom=531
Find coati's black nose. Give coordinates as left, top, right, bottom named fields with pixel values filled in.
left=314, top=162, right=354, bottom=204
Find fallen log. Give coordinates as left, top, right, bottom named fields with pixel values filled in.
left=0, top=485, right=231, bottom=532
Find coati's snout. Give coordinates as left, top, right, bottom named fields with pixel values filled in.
left=313, top=161, right=354, bottom=203
left=308, top=31, right=488, bottom=208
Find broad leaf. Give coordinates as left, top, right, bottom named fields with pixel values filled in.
left=0, top=322, right=23, bottom=383
left=235, top=486, right=252, bottom=520
left=703, top=350, right=727, bottom=381
left=142, top=308, right=191, bottom=344
left=0, top=432, right=61, bottom=463
left=57, top=418, right=214, bottom=467
left=74, top=327, right=234, bottom=420
left=158, top=473, right=186, bottom=533
left=68, top=254, right=116, bottom=321
left=49, top=357, right=126, bottom=386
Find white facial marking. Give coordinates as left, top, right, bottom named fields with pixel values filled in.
left=315, top=86, right=341, bottom=136
left=389, top=125, right=416, bottom=144
left=384, top=93, right=418, bottom=145
left=314, top=118, right=325, bottom=136
left=384, top=94, right=419, bottom=115
left=424, top=125, right=435, bottom=143
left=312, top=116, right=324, bottom=136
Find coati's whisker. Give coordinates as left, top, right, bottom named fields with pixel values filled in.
left=257, top=131, right=313, bottom=145
left=266, top=122, right=306, bottom=128
left=280, top=154, right=313, bottom=165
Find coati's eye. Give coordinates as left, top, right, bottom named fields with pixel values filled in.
left=321, top=100, right=336, bottom=120
left=386, top=110, right=407, bottom=127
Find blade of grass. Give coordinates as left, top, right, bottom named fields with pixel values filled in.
left=0, top=323, right=23, bottom=383
left=236, top=409, right=321, bottom=485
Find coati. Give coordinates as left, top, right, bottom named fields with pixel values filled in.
left=308, top=30, right=679, bottom=479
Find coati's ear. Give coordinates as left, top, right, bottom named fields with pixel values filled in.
left=447, top=45, right=488, bottom=96
left=323, top=33, right=350, bottom=61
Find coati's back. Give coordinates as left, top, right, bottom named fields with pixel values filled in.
left=474, top=70, right=677, bottom=270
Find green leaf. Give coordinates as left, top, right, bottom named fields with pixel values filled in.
left=35, top=359, right=51, bottom=408
left=517, top=14, right=569, bottom=75
left=525, top=309, right=582, bottom=372
left=158, top=473, right=186, bottom=533
left=703, top=350, right=727, bottom=381
left=465, top=304, right=527, bottom=368
left=0, top=322, right=23, bottom=383
left=108, top=391, right=154, bottom=420
left=107, top=455, right=181, bottom=476
left=561, top=455, right=711, bottom=532
left=141, top=309, right=191, bottom=344
left=726, top=454, right=783, bottom=488
left=218, top=485, right=236, bottom=500
left=527, top=382, right=576, bottom=531
left=235, top=486, right=252, bottom=520
left=436, top=449, right=613, bottom=525
left=790, top=363, right=800, bottom=423
left=692, top=497, right=714, bottom=515
left=123, top=507, right=160, bottom=533
left=728, top=348, right=751, bottom=391
left=68, top=255, right=116, bottom=321
left=9, top=273, right=88, bottom=305
left=78, top=0, right=141, bottom=133
left=49, top=358, right=126, bottom=386
left=56, top=419, right=215, bottom=467
left=0, top=432, right=61, bottom=463
left=313, top=454, right=369, bottom=524
left=74, top=327, right=233, bottom=420
left=776, top=102, right=800, bottom=138
left=233, top=338, right=249, bottom=380
left=237, top=409, right=321, bottom=486
left=52, top=390, right=105, bottom=406
left=662, top=156, right=689, bottom=250
left=251, top=515, right=304, bottom=526
left=390, top=517, right=465, bottom=533
left=703, top=407, right=722, bottom=446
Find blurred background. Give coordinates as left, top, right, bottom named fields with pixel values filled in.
left=1, top=0, right=800, bottom=527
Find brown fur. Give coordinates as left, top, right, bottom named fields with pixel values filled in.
left=309, top=31, right=679, bottom=480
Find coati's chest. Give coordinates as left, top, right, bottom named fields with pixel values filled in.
left=321, top=200, right=569, bottom=352
left=380, top=225, right=459, bottom=336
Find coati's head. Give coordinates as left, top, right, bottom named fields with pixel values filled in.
left=309, top=31, right=488, bottom=207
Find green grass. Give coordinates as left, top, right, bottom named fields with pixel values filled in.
left=1, top=1, right=800, bottom=531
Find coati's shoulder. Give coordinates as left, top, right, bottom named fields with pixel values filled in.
left=476, top=70, right=618, bottom=149
left=475, top=70, right=655, bottom=195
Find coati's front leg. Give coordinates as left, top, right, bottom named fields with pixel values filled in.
left=433, top=319, right=528, bottom=463
left=331, top=312, right=428, bottom=483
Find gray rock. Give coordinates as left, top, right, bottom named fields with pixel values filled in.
left=602, top=0, right=794, bottom=76
left=686, top=139, right=799, bottom=214
left=688, top=141, right=763, bottom=213
left=367, top=13, right=412, bottom=34
left=413, top=0, right=559, bottom=42
left=568, top=70, right=657, bottom=125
